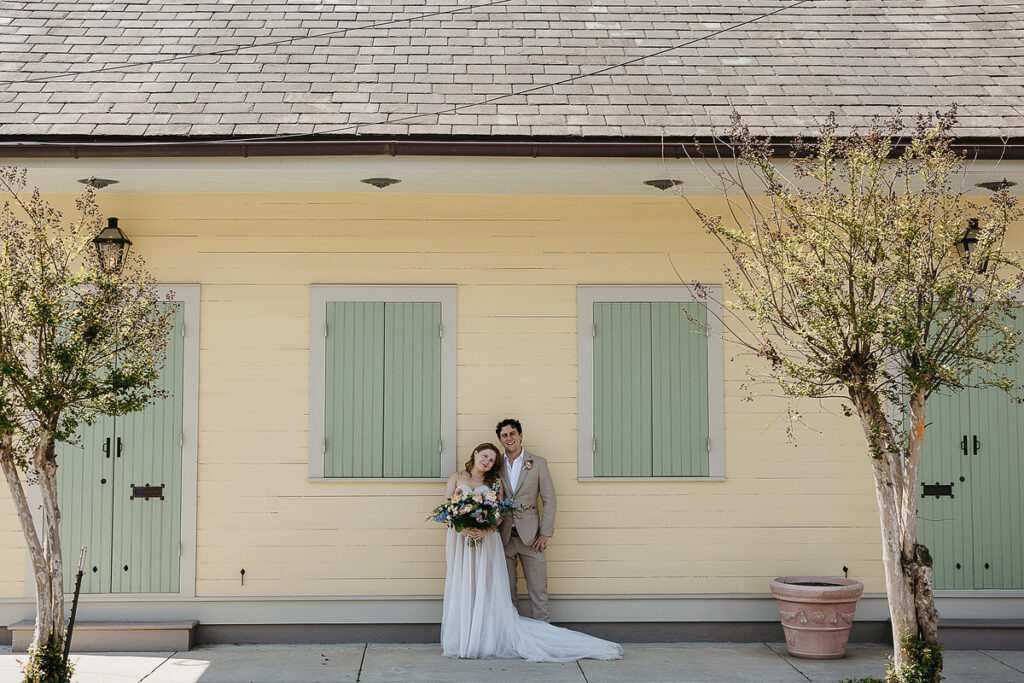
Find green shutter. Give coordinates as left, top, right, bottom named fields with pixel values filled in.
left=651, top=302, right=709, bottom=477
left=594, top=302, right=652, bottom=476
left=111, top=303, right=185, bottom=593
left=325, top=300, right=441, bottom=479
left=593, top=301, right=710, bottom=478
left=325, top=302, right=385, bottom=477
left=383, top=302, right=442, bottom=478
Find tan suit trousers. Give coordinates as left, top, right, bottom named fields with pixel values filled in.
left=504, top=530, right=549, bottom=623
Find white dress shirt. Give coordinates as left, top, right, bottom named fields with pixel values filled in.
left=505, top=451, right=525, bottom=528
left=505, top=451, right=525, bottom=492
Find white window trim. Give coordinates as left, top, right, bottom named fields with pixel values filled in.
left=577, top=285, right=725, bottom=481
left=309, top=285, right=457, bottom=481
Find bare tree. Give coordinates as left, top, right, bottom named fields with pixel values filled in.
left=0, top=168, right=173, bottom=682
left=686, top=109, right=1022, bottom=681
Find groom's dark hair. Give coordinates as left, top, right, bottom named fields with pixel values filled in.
left=495, top=418, right=523, bottom=437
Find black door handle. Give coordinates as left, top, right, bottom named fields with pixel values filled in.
left=116, top=437, right=123, bottom=458
left=103, top=437, right=111, bottom=458
left=961, top=435, right=968, bottom=455
left=973, top=435, right=980, bottom=455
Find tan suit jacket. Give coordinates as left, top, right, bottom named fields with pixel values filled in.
left=498, top=450, right=556, bottom=545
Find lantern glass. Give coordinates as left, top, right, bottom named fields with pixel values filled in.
left=956, top=219, right=988, bottom=274
left=92, top=217, right=132, bottom=273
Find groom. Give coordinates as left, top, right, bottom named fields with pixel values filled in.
left=496, top=418, right=556, bottom=623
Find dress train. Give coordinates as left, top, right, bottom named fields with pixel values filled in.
left=440, top=502, right=622, bottom=662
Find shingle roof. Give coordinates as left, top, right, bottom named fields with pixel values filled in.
left=1, top=0, right=1022, bottom=140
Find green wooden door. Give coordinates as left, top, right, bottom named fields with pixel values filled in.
left=57, top=416, right=116, bottom=593
left=110, top=303, right=185, bottom=592
left=967, top=311, right=1024, bottom=589
left=918, top=309, right=1024, bottom=590
left=917, top=387, right=975, bottom=590
left=57, top=303, right=185, bottom=593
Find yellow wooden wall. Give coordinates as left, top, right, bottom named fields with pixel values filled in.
left=0, top=191, right=890, bottom=599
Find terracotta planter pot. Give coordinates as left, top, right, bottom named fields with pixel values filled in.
left=770, top=575, right=864, bottom=659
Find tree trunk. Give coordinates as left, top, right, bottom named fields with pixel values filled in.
left=904, top=394, right=940, bottom=646
left=853, top=389, right=941, bottom=679
left=870, top=455, right=918, bottom=666
left=0, top=434, right=58, bottom=652
left=33, top=429, right=65, bottom=651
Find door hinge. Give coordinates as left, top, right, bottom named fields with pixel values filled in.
left=180, top=432, right=184, bottom=449
left=324, top=322, right=328, bottom=338
left=181, top=322, right=186, bottom=339
left=322, top=438, right=327, bottom=455
left=439, top=323, right=443, bottom=339
left=707, top=436, right=712, bottom=453
left=592, top=323, right=596, bottom=339
left=592, top=437, right=597, bottom=454
left=439, top=438, right=443, bottom=455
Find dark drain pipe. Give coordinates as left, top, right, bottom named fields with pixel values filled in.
left=62, top=547, right=87, bottom=670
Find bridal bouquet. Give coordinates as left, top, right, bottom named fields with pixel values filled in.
left=429, top=486, right=518, bottom=546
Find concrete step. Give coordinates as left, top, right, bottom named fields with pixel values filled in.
left=8, top=619, right=199, bottom=652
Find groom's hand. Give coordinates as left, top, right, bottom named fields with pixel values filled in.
left=531, top=534, right=550, bottom=553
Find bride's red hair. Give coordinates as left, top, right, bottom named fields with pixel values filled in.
left=464, top=442, right=504, bottom=487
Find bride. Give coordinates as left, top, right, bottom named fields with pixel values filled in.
left=440, top=442, right=622, bottom=662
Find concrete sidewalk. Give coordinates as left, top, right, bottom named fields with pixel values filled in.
left=1, top=643, right=1023, bottom=683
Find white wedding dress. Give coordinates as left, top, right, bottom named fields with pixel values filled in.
left=440, top=485, right=623, bottom=662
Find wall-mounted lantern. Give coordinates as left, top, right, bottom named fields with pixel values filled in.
left=955, top=218, right=989, bottom=274
left=92, top=217, right=133, bottom=273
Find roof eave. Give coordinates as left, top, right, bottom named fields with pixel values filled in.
left=1, top=135, right=1023, bottom=160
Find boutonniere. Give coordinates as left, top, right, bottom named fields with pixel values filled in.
left=523, top=460, right=533, bottom=471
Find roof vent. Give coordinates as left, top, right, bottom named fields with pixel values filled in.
left=77, top=177, right=119, bottom=189
left=361, top=177, right=401, bottom=190
left=975, top=178, right=1017, bottom=192
left=643, top=179, right=682, bottom=191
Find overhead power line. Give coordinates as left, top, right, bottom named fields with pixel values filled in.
left=9, top=0, right=812, bottom=148
left=237, top=0, right=813, bottom=144
left=9, top=0, right=515, bottom=86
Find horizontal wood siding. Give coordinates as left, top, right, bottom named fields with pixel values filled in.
left=6, top=191, right=1017, bottom=600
